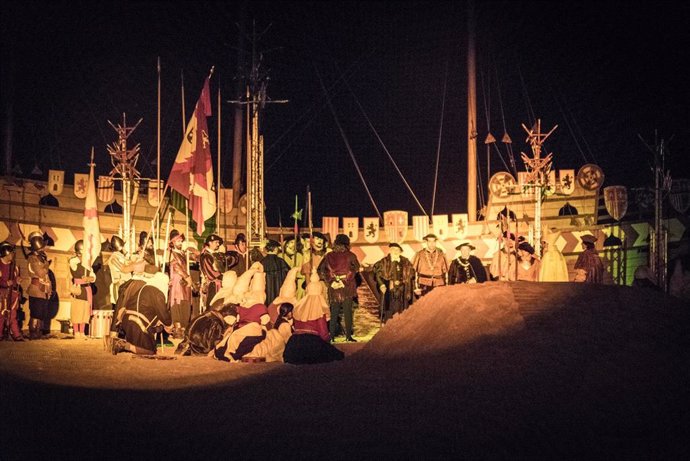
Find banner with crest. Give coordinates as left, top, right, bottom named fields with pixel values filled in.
left=604, top=185, right=628, bottom=221
left=48, top=170, right=64, bottom=196
left=147, top=180, right=163, bottom=207
left=413, top=215, right=430, bottom=242
left=363, top=217, right=379, bottom=244
left=383, top=210, right=408, bottom=243
left=451, top=213, right=468, bottom=239
left=343, top=217, right=359, bottom=242
left=321, top=217, right=339, bottom=244
left=73, top=173, right=89, bottom=199
left=97, top=175, right=114, bottom=203
left=432, top=215, right=449, bottom=240
left=559, top=169, right=575, bottom=195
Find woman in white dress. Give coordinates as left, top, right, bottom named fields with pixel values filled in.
left=539, top=227, right=569, bottom=282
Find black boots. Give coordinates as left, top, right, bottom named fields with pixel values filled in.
left=345, top=336, right=357, bottom=342
left=28, top=318, right=43, bottom=340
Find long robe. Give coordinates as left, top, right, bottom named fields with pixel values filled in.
left=374, top=255, right=415, bottom=321
left=574, top=248, right=605, bottom=283
left=539, top=230, right=569, bottom=282
left=261, top=254, right=290, bottom=306
left=448, top=255, right=487, bottom=284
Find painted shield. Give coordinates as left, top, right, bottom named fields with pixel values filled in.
left=604, top=185, right=628, bottom=221
left=148, top=180, right=163, bottom=207
left=488, top=172, right=517, bottom=199
left=577, top=164, right=605, bottom=191
left=73, top=173, right=89, bottom=199
left=451, top=213, right=468, bottom=239
left=670, top=178, right=690, bottom=214
left=48, top=170, right=65, bottom=196
left=413, top=215, right=430, bottom=242
left=97, top=175, right=114, bottom=203
left=432, top=215, right=449, bottom=240
left=343, top=217, right=359, bottom=242
left=321, top=217, right=339, bottom=244
left=383, top=210, right=408, bottom=244
left=544, top=170, right=557, bottom=196
left=363, top=217, right=379, bottom=243
left=559, top=169, right=576, bottom=195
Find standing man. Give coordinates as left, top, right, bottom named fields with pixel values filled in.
left=24, top=231, right=52, bottom=340
left=412, top=233, right=448, bottom=296
left=318, top=234, right=360, bottom=342
left=226, top=233, right=248, bottom=276
left=448, top=240, right=487, bottom=284
left=199, top=234, right=226, bottom=311
left=69, top=240, right=95, bottom=339
left=574, top=234, right=605, bottom=283
left=168, top=230, right=193, bottom=337
left=0, top=242, right=24, bottom=341
left=374, top=243, right=415, bottom=323
left=107, top=235, right=131, bottom=306
left=261, top=239, right=291, bottom=306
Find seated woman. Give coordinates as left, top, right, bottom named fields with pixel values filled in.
left=284, top=270, right=344, bottom=364
left=244, top=303, right=294, bottom=362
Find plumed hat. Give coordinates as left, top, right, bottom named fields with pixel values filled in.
left=272, top=267, right=299, bottom=305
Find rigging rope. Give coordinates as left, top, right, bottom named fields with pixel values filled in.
left=517, top=62, right=536, bottom=128
left=551, top=88, right=591, bottom=165
left=341, top=75, right=429, bottom=216
left=431, top=61, right=449, bottom=217
left=315, top=65, right=382, bottom=220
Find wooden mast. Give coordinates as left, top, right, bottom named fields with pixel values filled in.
left=467, top=0, right=478, bottom=222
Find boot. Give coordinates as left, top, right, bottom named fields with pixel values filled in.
left=29, top=318, right=42, bottom=340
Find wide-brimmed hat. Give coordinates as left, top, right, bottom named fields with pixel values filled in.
left=388, top=242, right=403, bottom=250
left=271, top=267, right=299, bottom=305
left=205, top=233, right=223, bottom=245
left=455, top=240, right=475, bottom=251
left=580, top=234, right=597, bottom=244
left=422, top=233, right=438, bottom=241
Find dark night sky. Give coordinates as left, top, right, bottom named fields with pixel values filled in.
left=2, top=1, right=689, bottom=225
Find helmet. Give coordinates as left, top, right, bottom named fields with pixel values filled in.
left=28, top=231, right=45, bottom=251
left=110, top=235, right=125, bottom=252
left=0, top=241, right=14, bottom=258
left=74, top=239, right=84, bottom=255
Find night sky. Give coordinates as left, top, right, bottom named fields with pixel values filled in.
left=3, top=1, right=689, bottom=226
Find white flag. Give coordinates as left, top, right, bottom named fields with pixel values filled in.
left=343, top=217, right=359, bottom=242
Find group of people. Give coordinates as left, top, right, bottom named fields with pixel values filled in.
left=0, top=224, right=610, bottom=351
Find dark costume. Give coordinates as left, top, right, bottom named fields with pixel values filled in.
left=110, top=277, right=172, bottom=354
left=26, top=249, right=52, bottom=339
left=91, top=256, right=112, bottom=311
left=175, top=304, right=238, bottom=356
left=261, top=253, right=290, bottom=306
left=0, top=257, right=23, bottom=340
left=448, top=255, right=487, bottom=284
left=318, top=237, right=360, bottom=341
left=199, top=247, right=226, bottom=310
left=374, top=254, right=415, bottom=322
left=169, top=249, right=193, bottom=329
left=574, top=247, right=605, bottom=283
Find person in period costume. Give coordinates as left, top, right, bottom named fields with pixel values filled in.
left=317, top=233, right=360, bottom=342
left=214, top=266, right=270, bottom=362
left=41, top=268, right=59, bottom=338
left=282, top=236, right=305, bottom=299
left=106, top=272, right=172, bottom=355
left=199, top=234, right=226, bottom=311
left=226, top=233, right=248, bottom=276
left=107, top=235, right=131, bottom=306
left=0, top=242, right=25, bottom=341
left=412, top=233, right=448, bottom=296
left=490, top=231, right=517, bottom=281
left=448, top=241, right=487, bottom=285
left=69, top=240, right=96, bottom=339
left=260, top=239, right=291, bottom=306
left=573, top=234, right=605, bottom=283
left=516, top=241, right=541, bottom=282
left=244, top=302, right=294, bottom=363
left=539, top=227, right=569, bottom=282
left=374, top=243, right=416, bottom=323
left=268, top=268, right=299, bottom=325
left=283, top=269, right=344, bottom=364
left=300, top=231, right=328, bottom=284
left=24, top=231, right=53, bottom=340
left=168, top=230, right=194, bottom=337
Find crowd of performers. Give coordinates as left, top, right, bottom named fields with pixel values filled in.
left=4, top=225, right=683, bottom=355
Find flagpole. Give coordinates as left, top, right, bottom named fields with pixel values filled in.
left=157, top=57, right=162, bottom=216
left=181, top=70, right=186, bottom=136
left=162, top=209, right=172, bottom=273
left=217, top=84, right=221, bottom=234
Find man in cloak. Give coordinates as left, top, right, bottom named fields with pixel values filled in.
left=374, top=243, right=415, bottom=323
left=448, top=240, right=487, bottom=284
left=260, top=239, right=290, bottom=306
left=574, top=234, right=605, bottom=283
